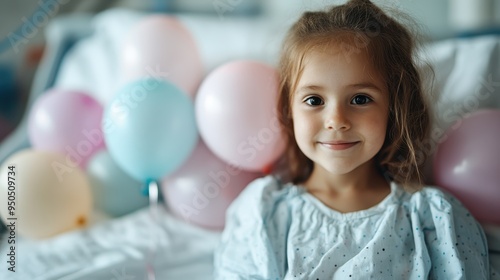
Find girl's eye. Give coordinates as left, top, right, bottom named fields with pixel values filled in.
left=351, top=95, right=372, bottom=105
left=304, top=96, right=324, bottom=106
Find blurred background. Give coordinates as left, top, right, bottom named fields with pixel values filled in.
left=0, top=0, right=499, bottom=142
left=0, top=1, right=499, bottom=278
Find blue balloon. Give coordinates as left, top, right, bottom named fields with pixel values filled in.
left=87, top=150, right=149, bottom=217
left=103, top=79, right=198, bottom=182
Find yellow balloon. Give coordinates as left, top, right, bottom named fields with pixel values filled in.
left=0, top=149, right=92, bottom=239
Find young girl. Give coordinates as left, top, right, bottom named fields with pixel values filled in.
left=214, top=0, right=490, bottom=279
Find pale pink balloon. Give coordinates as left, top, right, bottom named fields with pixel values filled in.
left=121, top=15, right=203, bottom=97
left=162, top=140, right=260, bottom=230
left=28, top=89, right=105, bottom=167
left=434, top=109, right=500, bottom=224
left=195, top=60, right=286, bottom=172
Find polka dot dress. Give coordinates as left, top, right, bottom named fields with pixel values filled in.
left=214, top=176, right=490, bottom=279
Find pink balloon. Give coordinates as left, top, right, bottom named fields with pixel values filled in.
left=162, top=140, right=260, bottom=230
left=434, top=109, right=500, bottom=224
left=28, top=89, right=105, bottom=167
left=121, top=15, right=203, bottom=97
left=196, top=60, right=286, bottom=172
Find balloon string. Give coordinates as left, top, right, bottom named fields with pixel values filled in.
left=146, top=262, right=156, bottom=280
left=146, top=180, right=159, bottom=280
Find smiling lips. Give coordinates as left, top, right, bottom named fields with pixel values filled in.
left=318, top=141, right=360, bottom=150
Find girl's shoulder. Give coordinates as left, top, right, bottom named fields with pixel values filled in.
left=230, top=175, right=300, bottom=213
left=400, top=184, right=467, bottom=211
left=216, top=176, right=301, bottom=278
left=397, top=184, right=490, bottom=277
left=396, top=183, right=480, bottom=226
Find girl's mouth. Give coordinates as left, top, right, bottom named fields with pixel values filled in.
left=318, top=141, right=360, bottom=150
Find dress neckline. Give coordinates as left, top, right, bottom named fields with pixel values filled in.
left=294, top=181, right=400, bottom=221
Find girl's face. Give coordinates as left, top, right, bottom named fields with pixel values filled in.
left=291, top=46, right=389, bottom=177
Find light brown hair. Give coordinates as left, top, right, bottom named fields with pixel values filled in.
left=277, top=0, right=431, bottom=190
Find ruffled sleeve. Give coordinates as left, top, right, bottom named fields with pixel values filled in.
left=214, top=176, right=291, bottom=280
left=417, top=188, right=490, bottom=279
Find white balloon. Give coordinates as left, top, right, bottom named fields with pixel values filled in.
left=0, top=149, right=92, bottom=239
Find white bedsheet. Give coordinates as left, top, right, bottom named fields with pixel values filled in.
left=1, top=8, right=499, bottom=280
left=0, top=207, right=220, bottom=280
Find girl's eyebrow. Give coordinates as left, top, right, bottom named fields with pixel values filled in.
left=295, top=85, right=324, bottom=94
left=348, top=82, right=383, bottom=92
left=296, top=83, right=383, bottom=94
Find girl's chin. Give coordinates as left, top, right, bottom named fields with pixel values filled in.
left=314, top=164, right=357, bottom=176
left=313, top=159, right=377, bottom=177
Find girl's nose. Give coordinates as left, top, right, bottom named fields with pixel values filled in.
left=324, top=107, right=351, bottom=131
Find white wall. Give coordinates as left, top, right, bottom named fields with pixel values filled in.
left=260, top=0, right=500, bottom=39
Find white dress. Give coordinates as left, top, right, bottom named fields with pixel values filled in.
left=214, top=175, right=490, bottom=279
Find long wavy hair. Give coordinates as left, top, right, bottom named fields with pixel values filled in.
left=277, top=0, right=431, bottom=190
